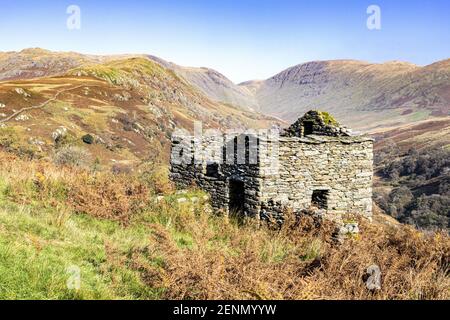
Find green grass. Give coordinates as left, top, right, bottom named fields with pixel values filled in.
left=0, top=193, right=157, bottom=299
left=0, top=172, right=211, bottom=300
left=69, top=57, right=173, bottom=86
left=408, top=110, right=432, bottom=122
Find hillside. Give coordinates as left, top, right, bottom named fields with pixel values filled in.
left=0, top=56, right=279, bottom=169
left=146, top=55, right=259, bottom=111
left=0, top=49, right=259, bottom=112
left=240, top=59, right=450, bottom=131
left=0, top=48, right=448, bottom=300
left=372, top=119, right=450, bottom=231
left=0, top=149, right=448, bottom=300
left=3, top=49, right=448, bottom=133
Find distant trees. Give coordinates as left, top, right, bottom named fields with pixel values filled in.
left=375, top=146, right=450, bottom=231
left=381, top=148, right=449, bottom=181
left=405, top=194, right=449, bottom=230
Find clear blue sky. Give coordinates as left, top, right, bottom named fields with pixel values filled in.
left=1, top=0, right=449, bottom=82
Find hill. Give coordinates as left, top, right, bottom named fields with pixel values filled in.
left=372, top=119, right=450, bottom=231
left=0, top=149, right=448, bottom=299
left=146, top=55, right=259, bottom=111
left=0, top=48, right=448, bottom=300
left=0, top=56, right=279, bottom=169
left=240, top=59, right=450, bottom=131
left=3, top=49, right=448, bottom=133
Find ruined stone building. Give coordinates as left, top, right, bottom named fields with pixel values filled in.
left=170, top=111, right=374, bottom=221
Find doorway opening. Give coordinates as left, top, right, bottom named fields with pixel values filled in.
left=311, top=190, right=329, bottom=209
left=229, top=179, right=245, bottom=216
left=303, top=121, right=314, bottom=136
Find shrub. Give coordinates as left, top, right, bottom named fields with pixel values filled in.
left=53, top=146, right=92, bottom=167
left=376, top=147, right=450, bottom=231
left=0, top=127, right=42, bottom=159
left=82, top=134, right=94, bottom=145
left=139, top=162, right=174, bottom=195
left=68, top=172, right=149, bottom=224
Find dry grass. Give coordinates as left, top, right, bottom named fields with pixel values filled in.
left=0, top=150, right=448, bottom=300
left=68, top=171, right=150, bottom=224
left=132, top=209, right=449, bottom=300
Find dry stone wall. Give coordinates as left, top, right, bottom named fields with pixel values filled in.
left=259, top=135, right=373, bottom=221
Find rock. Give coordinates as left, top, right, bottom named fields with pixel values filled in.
left=113, top=92, right=131, bottom=102
left=177, top=197, right=187, bottom=203
left=15, top=114, right=30, bottom=121
left=52, top=127, right=67, bottom=142
left=15, top=88, right=31, bottom=98
left=0, top=103, right=5, bottom=108
left=191, top=197, right=199, bottom=203
left=335, top=222, right=360, bottom=243
left=364, top=265, right=382, bottom=291
left=29, top=137, right=45, bottom=146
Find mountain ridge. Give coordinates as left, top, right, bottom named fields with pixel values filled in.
left=1, top=48, right=449, bottom=132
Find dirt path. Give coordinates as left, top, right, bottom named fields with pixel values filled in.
left=0, top=85, right=85, bottom=124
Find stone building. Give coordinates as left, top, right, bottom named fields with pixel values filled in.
left=170, top=111, right=374, bottom=221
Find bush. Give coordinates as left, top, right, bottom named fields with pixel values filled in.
left=68, top=171, right=149, bottom=224
left=82, top=134, right=94, bottom=145
left=139, top=162, right=174, bottom=195
left=53, top=146, right=92, bottom=167
left=0, top=127, right=42, bottom=159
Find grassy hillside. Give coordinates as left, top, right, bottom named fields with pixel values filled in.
left=0, top=150, right=448, bottom=300
left=0, top=57, right=279, bottom=170
left=242, top=60, right=450, bottom=131
left=0, top=49, right=448, bottom=300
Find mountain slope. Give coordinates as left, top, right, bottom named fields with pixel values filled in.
left=146, top=55, right=258, bottom=110
left=0, top=49, right=259, bottom=112
left=0, top=56, right=279, bottom=169
left=371, top=119, right=450, bottom=231
left=240, top=59, right=450, bottom=130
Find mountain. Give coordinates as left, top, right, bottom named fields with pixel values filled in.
left=147, top=57, right=450, bottom=132
left=240, top=59, right=450, bottom=131
left=3, top=49, right=448, bottom=133
left=0, top=48, right=101, bottom=80
left=0, top=49, right=259, bottom=111
left=0, top=52, right=279, bottom=169
left=145, top=55, right=258, bottom=111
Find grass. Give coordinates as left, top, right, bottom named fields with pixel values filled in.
left=0, top=203, right=154, bottom=299
left=0, top=150, right=448, bottom=300
left=69, top=57, right=174, bottom=88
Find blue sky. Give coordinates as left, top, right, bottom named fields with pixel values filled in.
left=0, top=0, right=449, bottom=82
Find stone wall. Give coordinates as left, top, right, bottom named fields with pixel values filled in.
left=259, top=135, right=373, bottom=221
left=170, top=132, right=374, bottom=222
left=170, top=134, right=262, bottom=216
left=283, top=110, right=352, bottom=137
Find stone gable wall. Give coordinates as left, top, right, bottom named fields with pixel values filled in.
left=259, top=137, right=373, bottom=220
